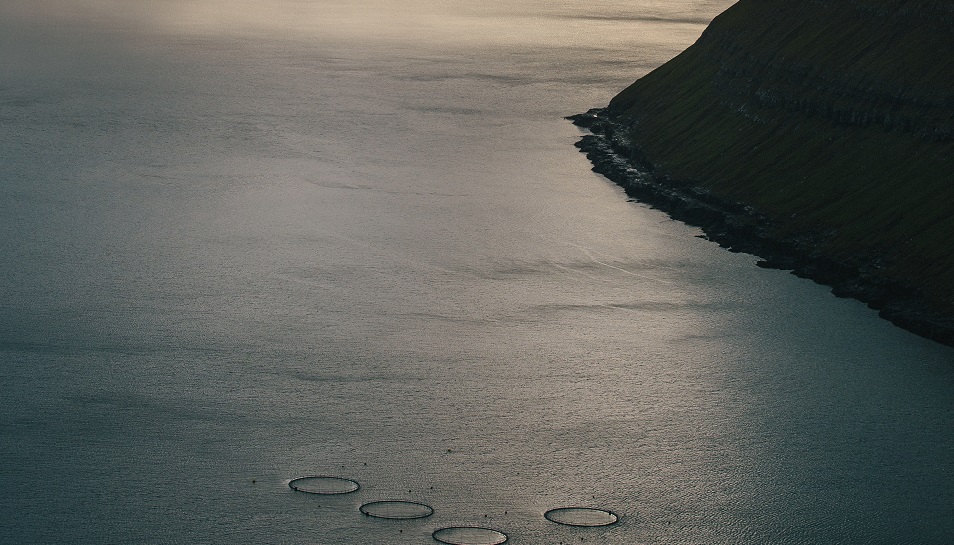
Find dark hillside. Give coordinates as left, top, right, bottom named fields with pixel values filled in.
left=575, top=0, right=954, bottom=344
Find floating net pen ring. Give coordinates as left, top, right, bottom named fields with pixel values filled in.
left=359, top=500, right=434, bottom=520
left=544, top=507, right=619, bottom=527
left=432, top=526, right=508, bottom=545
left=288, top=476, right=360, bottom=495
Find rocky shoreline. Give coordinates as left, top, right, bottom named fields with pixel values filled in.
left=569, top=108, right=954, bottom=347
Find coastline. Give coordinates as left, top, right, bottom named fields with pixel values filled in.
left=569, top=107, right=954, bottom=347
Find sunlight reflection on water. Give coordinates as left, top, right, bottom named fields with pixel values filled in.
left=2, top=1, right=954, bottom=544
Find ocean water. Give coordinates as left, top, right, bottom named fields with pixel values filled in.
left=2, top=1, right=953, bottom=543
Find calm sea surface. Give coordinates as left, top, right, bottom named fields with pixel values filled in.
left=2, top=1, right=953, bottom=543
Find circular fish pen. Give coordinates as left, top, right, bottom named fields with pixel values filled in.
left=288, top=476, right=360, bottom=495
left=432, top=526, right=508, bottom=545
left=359, top=500, right=434, bottom=520
left=544, top=507, right=619, bottom=527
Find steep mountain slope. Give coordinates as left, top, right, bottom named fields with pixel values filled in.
left=574, top=0, right=954, bottom=344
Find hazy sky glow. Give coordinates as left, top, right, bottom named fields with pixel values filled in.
left=1, top=0, right=727, bottom=46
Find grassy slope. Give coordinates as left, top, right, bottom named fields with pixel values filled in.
left=607, top=0, right=954, bottom=310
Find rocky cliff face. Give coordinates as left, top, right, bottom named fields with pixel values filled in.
left=575, top=0, right=954, bottom=343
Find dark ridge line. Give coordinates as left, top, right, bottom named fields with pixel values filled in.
left=568, top=107, right=954, bottom=348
